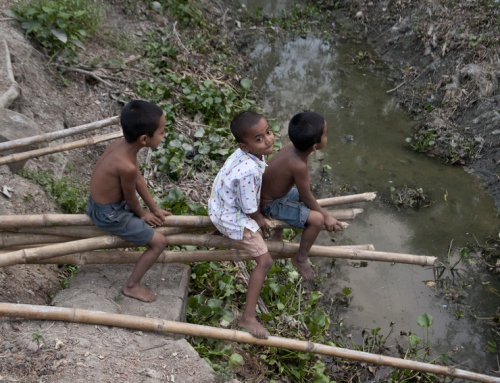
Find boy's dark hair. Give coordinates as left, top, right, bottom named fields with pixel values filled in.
left=230, top=111, right=264, bottom=143
left=288, top=111, right=325, bottom=151
left=121, top=100, right=164, bottom=143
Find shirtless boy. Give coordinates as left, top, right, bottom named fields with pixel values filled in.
left=209, top=111, right=274, bottom=339
left=261, top=111, right=343, bottom=281
left=87, top=100, right=171, bottom=302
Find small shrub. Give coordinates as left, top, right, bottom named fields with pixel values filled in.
left=9, top=0, right=106, bottom=62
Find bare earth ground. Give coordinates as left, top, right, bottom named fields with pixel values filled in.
left=0, top=0, right=499, bottom=382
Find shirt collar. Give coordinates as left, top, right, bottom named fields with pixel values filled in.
left=244, top=150, right=267, bottom=172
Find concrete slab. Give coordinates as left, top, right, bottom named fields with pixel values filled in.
left=52, top=263, right=190, bottom=323
left=30, top=262, right=221, bottom=382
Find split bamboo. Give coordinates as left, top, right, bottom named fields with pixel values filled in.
left=0, top=207, right=362, bottom=230
left=27, top=245, right=376, bottom=265
left=0, top=131, right=123, bottom=166
left=0, top=303, right=496, bottom=383
left=0, top=116, right=120, bottom=153
left=0, top=227, right=187, bottom=267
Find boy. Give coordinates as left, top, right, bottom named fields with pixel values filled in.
left=260, top=111, right=343, bottom=281
left=87, top=100, right=171, bottom=302
left=208, top=111, right=274, bottom=339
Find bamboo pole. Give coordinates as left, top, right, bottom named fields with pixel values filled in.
left=0, top=230, right=434, bottom=267
left=0, top=131, right=123, bottom=166
left=161, top=234, right=436, bottom=266
left=0, top=227, right=187, bottom=267
left=26, top=245, right=377, bottom=264
left=318, top=192, right=377, bottom=207
left=0, top=211, right=356, bottom=230
left=0, top=214, right=94, bottom=229
left=0, top=303, right=496, bottom=383
left=0, top=232, right=71, bottom=248
left=0, top=116, right=120, bottom=153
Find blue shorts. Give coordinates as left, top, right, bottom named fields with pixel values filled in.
left=261, top=188, right=310, bottom=229
left=86, top=196, right=155, bottom=246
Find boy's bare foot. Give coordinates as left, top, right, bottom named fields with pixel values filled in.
left=122, top=284, right=157, bottom=302
left=238, top=315, right=270, bottom=339
left=292, top=257, right=315, bottom=281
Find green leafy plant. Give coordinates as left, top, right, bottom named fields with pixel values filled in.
left=159, top=188, right=207, bottom=215
left=9, top=0, right=105, bottom=62
left=19, top=168, right=88, bottom=214
left=188, top=258, right=335, bottom=381
left=32, top=330, right=45, bottom=346
left=155, top=0, right=206, bottom=27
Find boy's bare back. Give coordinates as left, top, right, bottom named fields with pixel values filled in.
left=90, top=138, right=139, bottom=205
left=260, top=144, right=310, bottom=207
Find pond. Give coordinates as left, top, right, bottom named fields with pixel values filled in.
left=241, top=1, right=500, bottom=378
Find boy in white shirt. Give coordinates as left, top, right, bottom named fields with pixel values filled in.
left=208, top=111, right=274, bottom=339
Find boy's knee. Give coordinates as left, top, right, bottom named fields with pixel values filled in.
left=307, top=211, right=324, bottom=228
left=263, top=256, right=273, bottom=272
left=150, top=232, right=168, bottom=250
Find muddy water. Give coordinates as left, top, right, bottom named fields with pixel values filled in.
left=249, top=36, right=500, bottom=375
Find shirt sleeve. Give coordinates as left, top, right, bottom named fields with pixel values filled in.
left=236, top=172, right=260, bottom=214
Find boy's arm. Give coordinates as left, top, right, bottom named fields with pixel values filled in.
left=120, top=165, right=167, bottom=227
left=136, top=169, right=172, bottom=224
left=293, top=162, right=343, bottom=232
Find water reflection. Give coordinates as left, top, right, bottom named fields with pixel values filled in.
left=250, top=37, right=499, bottom=375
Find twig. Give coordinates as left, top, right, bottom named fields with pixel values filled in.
left=172, top=21, right=189, bottom=56
left=386, top=81, right=406, bottom=94
left=55, top=65, right=116, bottom=88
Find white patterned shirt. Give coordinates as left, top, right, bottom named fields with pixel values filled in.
left=208, top=148, right=266, bottom=240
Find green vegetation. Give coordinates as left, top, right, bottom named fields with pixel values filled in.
left=188, top=259, right=334, bottom=381
left=18, top=168, right=88, bottom=214
left=31, top=330, right=45, bottom=346
left=8, top=0, right=105, bottom=62
left=389, top=185, right=429, bottom=209
left=60, top=264, right=79, bottom=289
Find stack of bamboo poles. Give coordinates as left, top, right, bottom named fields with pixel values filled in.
left=0, top=192, right=436, bottom=267
left=1, top=191, right=497, bottom=381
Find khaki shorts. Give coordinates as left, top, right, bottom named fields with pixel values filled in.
left=238, top=229, right=268, bottom=257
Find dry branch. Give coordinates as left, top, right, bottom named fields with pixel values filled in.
left=0, top=40, right=19, bottom=109
left=0, top=303, right=496, bottom=383
left=27, top=245, right=376, bottom=264
left=0, top=131, right=123, bottom=166
left=0, top=116, right=119, bottom=153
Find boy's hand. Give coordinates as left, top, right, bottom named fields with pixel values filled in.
left=152, top=208, right=172, bottom=223
left=325, top=215, right=344, bottom=232
left=249, top=211, right=271, bottom=237
left=141, top=210, right=167, bottom=227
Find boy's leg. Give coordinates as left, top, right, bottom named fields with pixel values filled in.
left=123, top=231, right=167, bottom=302
left=293, top=210, right=324, bottom=281
left=238, top=251, right=273, bottom=339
